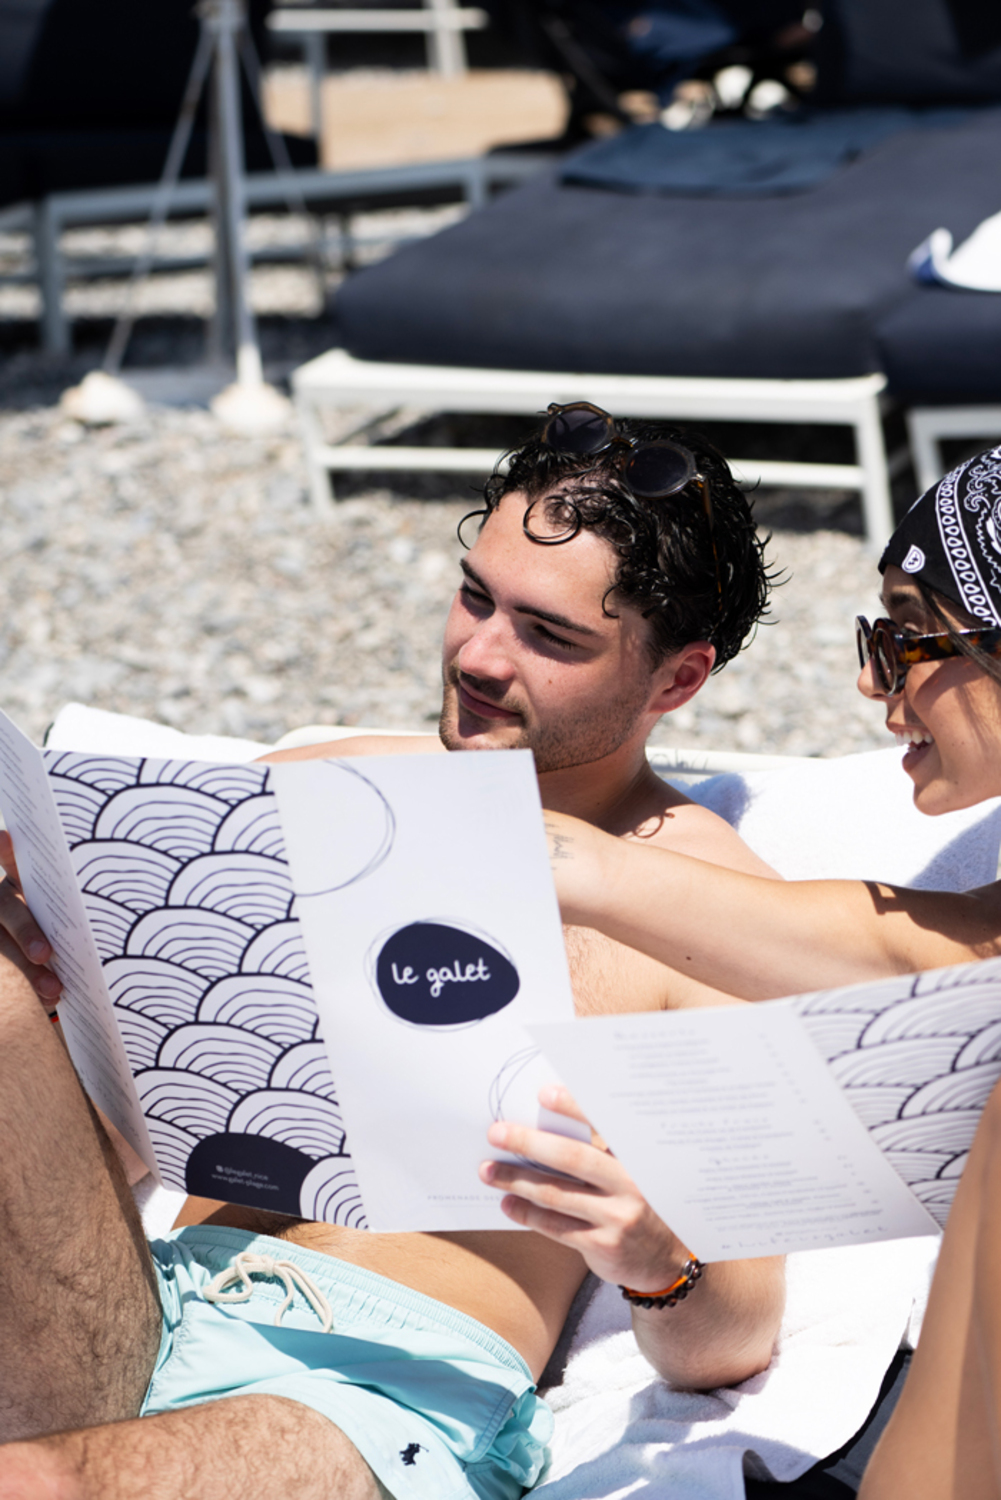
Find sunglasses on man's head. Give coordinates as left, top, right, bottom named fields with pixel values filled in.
left=541, top=402, right=705, bottom=504
left=855, top=614, right=1001, bottom=696
left=539, top=402, right=722, bottom=599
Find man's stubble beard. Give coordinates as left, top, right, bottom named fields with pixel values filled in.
left=438, top=662, right=652, bottom=774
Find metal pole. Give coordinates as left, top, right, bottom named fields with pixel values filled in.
left=35, top=199, right=68, bottom=356
left=426, top=0, right=466, bottom=77
left=203, top=0, right=263, bottom=388
left=103, top=21, right=214, bottom=375
left=206, top=72, right=233, bottom=366
left=304, top=31, right=325, bottom=146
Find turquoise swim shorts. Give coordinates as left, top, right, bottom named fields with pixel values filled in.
left=143, top=1226, right=552, bottom=1500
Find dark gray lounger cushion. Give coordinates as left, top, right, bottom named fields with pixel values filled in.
left=560, top=109, right=969, bottom=198
left=336, top=108, right=1001, bottom=384
left=875, top=287, right=1001, bottom=402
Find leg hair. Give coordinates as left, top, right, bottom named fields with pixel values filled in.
left=0, top=945, right=160, bottom=1440
left=0, top=1394, right=393, bottom=1500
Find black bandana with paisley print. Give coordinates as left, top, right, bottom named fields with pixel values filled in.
left=880, top=445, right=1001, bottom=628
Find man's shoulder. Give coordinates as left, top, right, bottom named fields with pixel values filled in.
left=259, top=734, right=444, bottom=764
left=632, top=791, right=780, bottom=879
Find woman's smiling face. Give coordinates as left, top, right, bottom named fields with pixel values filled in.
left=858, top=564, right=1001, bottom=815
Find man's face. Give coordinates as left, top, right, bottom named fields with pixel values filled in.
left=439, top=491, right=664, bottom=773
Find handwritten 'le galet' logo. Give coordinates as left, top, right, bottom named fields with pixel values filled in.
left=375, top=921, right=519, bottom=1025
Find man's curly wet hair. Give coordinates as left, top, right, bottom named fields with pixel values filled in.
left=464, top=417, right=773, bottom=670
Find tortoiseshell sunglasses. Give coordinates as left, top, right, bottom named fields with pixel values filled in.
left=540, top=402, right=721, bottom=597
left=541, top=402, right=706, bottom=504
left=855, top=614, right=1001, bottom=696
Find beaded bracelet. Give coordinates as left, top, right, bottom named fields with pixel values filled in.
left=618, top=1256, right=705, bottom=1310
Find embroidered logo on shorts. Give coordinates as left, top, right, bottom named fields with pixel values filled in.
left=400, top=1444, right=424, bottom=1467
left=902, top=545, right=926, bottom=573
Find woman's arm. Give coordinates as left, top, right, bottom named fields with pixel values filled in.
left=547, top=813, right=1001, bottom=999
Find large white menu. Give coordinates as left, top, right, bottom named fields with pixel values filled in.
left=0, top=708, right=578, bottom=1232
left=532, top=956, right=1001, bottom=1259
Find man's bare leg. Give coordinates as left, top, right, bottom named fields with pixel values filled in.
left=0, top=1397, right=390, bottom=1500
left=859, top=1083, right=1001, bottom=1500
left=0, top=944, right=160, bottom=1441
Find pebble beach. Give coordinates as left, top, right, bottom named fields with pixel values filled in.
left=0, top=63, right=929, bottom=763
left=0, top=381, right=898, bottom=760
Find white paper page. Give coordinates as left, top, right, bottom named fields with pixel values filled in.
left=38, top=749, right=366, bottom=1225
left=272, top=750, right=578, bottom=1232
left=531, top=1003, right=937, bottom=1260
left=0, top=709, right=155, bottom=1168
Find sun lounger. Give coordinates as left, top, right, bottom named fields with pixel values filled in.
left=38, top=702, right=1001, bottom=1498
left=318, top=107, right=1001, bottom=544
left=292, top=0, right=1001, bottom=536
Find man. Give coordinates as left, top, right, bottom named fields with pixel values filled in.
left=0, top=406, right=784, bottom=1499
left=272, top=402, right=779, bottom=1016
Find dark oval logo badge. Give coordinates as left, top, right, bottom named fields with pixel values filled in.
left=185, top=1133, right=312, bottom=1216
left=375, top=921, right=519, bottom=1026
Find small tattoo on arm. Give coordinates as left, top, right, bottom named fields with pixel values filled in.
left=546, top=822, right=575, bottom=862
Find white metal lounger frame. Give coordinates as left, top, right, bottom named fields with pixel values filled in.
left=907, top=405, right=1001, bottom=493
left=0, top=156, right=546, bottom=357
left=269, top=0, right=488, bottom=81
left=290, top=348, right=897, bottom=548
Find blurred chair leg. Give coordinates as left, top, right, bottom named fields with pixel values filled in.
left=907, top=406, right=1001, bottom=494
left=854, top=395, right=893, bottom=552
left=427, top=0, right=467, bottom=77
left=297, top=394, right=336, bottom=509
left=34, top=199, right=69, bottom=357
left=304, top=31, right=326, bottom=148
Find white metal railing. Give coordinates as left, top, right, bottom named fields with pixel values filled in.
left=268, top=0, right=488, bottom=77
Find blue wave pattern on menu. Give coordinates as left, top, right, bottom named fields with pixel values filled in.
left=45, top=753, right=367, bottom=1228
left=797, top=959, right=1001, bottom=1228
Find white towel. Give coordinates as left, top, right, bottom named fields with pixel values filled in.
left=538, top=1236, right=939, bottom=1499
left=44, top=701, right=268, bottom=762
left=685, top=744, right=1001, bottom=887
left=51, top=710, right=1001, bottom=891
left=908, top=209, right=1001, bottom=293
left=545, top=746, right=977, bottom=1496
left=133, top=1174, right=188, bottom=1241
left=127, top=1172, right=938, bottom=1500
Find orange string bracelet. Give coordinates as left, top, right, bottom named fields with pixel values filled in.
left=619, top=1256, right=706, bottom=1309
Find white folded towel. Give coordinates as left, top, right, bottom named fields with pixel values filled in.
left=538, top=1236, right=939, bottom=1499
left=908, top=209, right=1001, bottom=293
left=685, top=744, right=1001, bottom=888
left=44, top=701, right=267, bottom=762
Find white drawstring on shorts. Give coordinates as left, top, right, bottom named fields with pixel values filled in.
left=202, top=1250, right=334, bottom=1333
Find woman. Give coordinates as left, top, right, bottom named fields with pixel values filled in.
left=540, top=444, right=1001, bottom=1498
left=545, top=446, right=1001, bottom=998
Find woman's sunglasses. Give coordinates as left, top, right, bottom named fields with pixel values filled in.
left=539, top=402, right=721, bottom=597
left=855, top=614, right=1001, bottom=696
